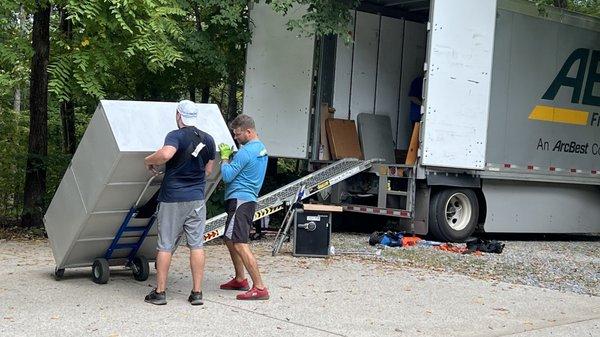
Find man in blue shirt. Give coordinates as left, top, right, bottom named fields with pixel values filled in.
left=217, top=114, right=269, bottom=300
left=143, top=100, right=215, bottom=306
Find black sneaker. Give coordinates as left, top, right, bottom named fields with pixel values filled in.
left=188, top=291, right=203, bottom=306
left=144, top=289, right=167, bottom=305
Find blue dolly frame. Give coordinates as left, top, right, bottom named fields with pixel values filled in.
left=90, top=173, right=162, bottom=284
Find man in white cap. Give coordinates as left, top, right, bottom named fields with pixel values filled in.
left=143, top=100, right=216, bottom=305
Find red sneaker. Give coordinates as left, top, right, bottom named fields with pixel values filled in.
left=220, top=278, right=250, bottom=291
left=236, top=286, right=270, bottom=300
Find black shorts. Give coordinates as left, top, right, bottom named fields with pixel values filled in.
left=223, top=199, right=257, bottom=243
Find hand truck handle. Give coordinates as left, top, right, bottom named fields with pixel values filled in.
left=134, top=172, right=163, bottom=208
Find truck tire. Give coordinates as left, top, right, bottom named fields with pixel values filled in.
left=429, top=188, right=479, bottom=242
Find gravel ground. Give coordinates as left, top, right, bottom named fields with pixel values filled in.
left=241, top=232, right=600, bottom=297
left=334, top=233, right=600, bottom=296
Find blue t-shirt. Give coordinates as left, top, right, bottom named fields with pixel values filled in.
left=221, top=140, right=268, bottom=202
left=158, top=127, right=216, bottom=202
left=409, top=76, right=424, bottom=123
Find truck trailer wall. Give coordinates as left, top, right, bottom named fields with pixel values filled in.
left=487, top=8, right=600, bottom=174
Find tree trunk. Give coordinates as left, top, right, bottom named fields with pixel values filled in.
left=59, top=8, right=76, bottom=155
left=201, top=86, right=210, bottom=103
left=14, top=4, right=24, bottom=113
left=60, top=101, right=76, bottom=154
left=219, top=85, right=226, bottom=108
left=21, top=2, right=51, bottom=228
left=227, top=75, right=238, bottom=122
left=12, top=88, right=21, bottom=215
left=13, top=4, right=26, bottom=218
left=189, top=85, right=196, bottom=102
left=553, top=0, right=568, bottom=9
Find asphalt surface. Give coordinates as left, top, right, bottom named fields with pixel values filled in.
left=0, top=239, right=598, bottom=337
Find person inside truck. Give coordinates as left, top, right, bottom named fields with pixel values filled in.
left=409, top=74, right=424, bottom=125
left=218, top=114, right=270, bottom=300
left=143, top=100, right=216, bottom=306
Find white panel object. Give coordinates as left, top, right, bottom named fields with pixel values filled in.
left=421, top=0, right=497, bottom=169
left=243, top=3, right=314, bottom=158
left=101, top=100, right=235, bottom=151
left=349, top=11, right=380, bottom=121
left=44, top=100, right=234, bottom=269
left=333, top=10, right=356, bottom=119
left=375, top=16, right=404, bottom=142
left=396, top=21, right=427, bottom=149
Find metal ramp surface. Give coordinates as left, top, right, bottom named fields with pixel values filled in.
left=203, top=158, right=378, bottom=242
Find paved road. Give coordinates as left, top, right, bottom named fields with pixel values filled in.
left=0, top=240, right=598, bottom=336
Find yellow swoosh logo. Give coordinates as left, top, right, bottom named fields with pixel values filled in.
left=529, top=105, right=589, bottom=125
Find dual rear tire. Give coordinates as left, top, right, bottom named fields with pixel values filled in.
left=428, top=188, right=479, bottom=242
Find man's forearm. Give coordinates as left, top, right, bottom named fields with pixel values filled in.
left=145, top=152, right=168, bottom=166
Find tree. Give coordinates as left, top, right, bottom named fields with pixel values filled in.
left=2, top=0, right=367, bottom=227
left=533, top=0, right=600, bottom=16
left=58, top=7, right=75, bottom=154
left=48, top=0, right=186, bottom=145
left=21, top=0, right=51, bottom=228
left=264, top=0, right=360, bottom=40
left=0, top=2, right=31, bottom=218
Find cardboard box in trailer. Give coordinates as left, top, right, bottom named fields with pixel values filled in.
left=242, top=0, right=600, bottom=241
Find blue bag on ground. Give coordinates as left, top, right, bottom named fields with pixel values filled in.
left=368, top=231, right=403, bottom=247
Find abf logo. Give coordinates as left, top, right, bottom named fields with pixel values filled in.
left=529, top=48, right=599, bottom=126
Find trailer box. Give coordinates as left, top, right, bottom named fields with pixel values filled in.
left=242, top=0, right=600, bottom=240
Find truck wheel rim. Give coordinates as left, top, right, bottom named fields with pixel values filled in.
left=444, top=193, right=472, bottom=231
left=93, top=265, right=100, bottom=278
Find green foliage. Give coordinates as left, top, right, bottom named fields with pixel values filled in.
left=0, top=3, right=30, bottom=101
left=533, top=0, right=600, bottom=16
left=48, top=0, right=185, bottom=102
left=0, top=107, right=28, bottom=219
left=263, top=0, right=360, bottom=42
left=0, top=0, right=369, bottom=226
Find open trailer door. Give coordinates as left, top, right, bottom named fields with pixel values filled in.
left=243, top=3, right=315, bottom=159
left=421, top=0, right=497, bottom=170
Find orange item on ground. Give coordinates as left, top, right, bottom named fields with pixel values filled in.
left=435, top=243, right=468, bottom=254
left=401, top=236, right=422, bottom=247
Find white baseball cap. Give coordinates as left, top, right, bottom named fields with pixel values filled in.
left=177, top=100, right=198, bottom=126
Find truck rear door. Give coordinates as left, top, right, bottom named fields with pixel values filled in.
left=421, top=0, right=497, bottom=170
left=243, top=3, right=314, bottom=159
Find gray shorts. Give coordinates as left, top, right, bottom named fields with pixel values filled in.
left=156, top=200, right=206, bottom=252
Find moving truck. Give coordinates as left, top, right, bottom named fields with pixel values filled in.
left=242, top=0, right=600, bottom=241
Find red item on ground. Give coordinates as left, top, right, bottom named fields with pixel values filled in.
left=236, top=286, right=270, bottom=300
left=435, top=243, right=468, bottom=254
left=402, top=236, right=422, bottom=247
left=220, top=278, right=250, bottom=291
